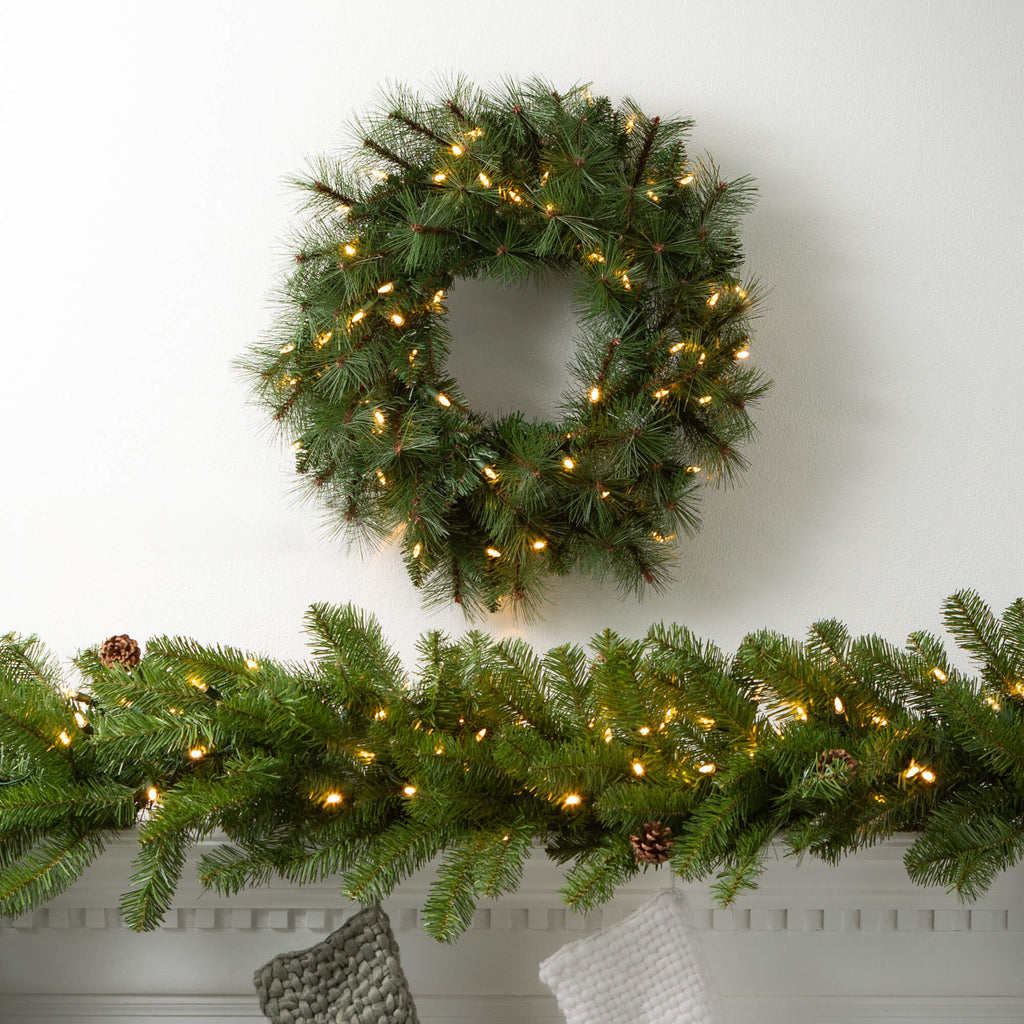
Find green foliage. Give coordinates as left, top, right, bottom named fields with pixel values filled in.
left=4, top=590, right=1024, bottom=940
left=243, top=78, right=770, bottom=618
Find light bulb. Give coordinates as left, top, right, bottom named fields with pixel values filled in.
left=647, top=190, right=660, bottom=203
left=343, top=244, right=357, bottom=256
left=564, top=794, right=582, bottom=806
left=633, top=762, right=644, bottom=776
left=920, top=769, right=936, bottom=783
left=432, top=289, right=445, bottom=304
left=73, top=711, right=87, bottom=728
left=735, top=347, right=750, bottom=360
left=478, top=172, right=491, bottom=187
left=190, top=748, right=205, bottom=760
left=621, top=274, right=631, bottom=289
left=532, top=539, right=547, bottom=550
left=795, top=706, right=808, bottom=721
left=377, top=282, right=394, bottom=294
left=589, top=386, right=601, bottom=402
left=986, top=695, right=1001, bottom=711
left=336, top=203, right=350, bottom=214
left=374, top=709, right=387, bottom=720
left=932, top=667, right=948, bottom=682
left=403, top=785, right=417, bottom=796
left=357, top=749, right=376, bottom=763
left=834, top=696, right=845, bottom=714
left=59, top=731, right=71, bottom=745
left=412, top=542, right=422, bottom=558
left=502, top=834, right=511, bottom=842
left=686, top=465, right=702, bottom=473
left=350, top=310, right=365, bottom=323
left=562, top=457, right=575, bottom=471
left=325, top=793, right=342, bottom=805
left=604, top=728, right=613, bottom=743
left=451, top=144, right=463, bottom=156
left=587, top=252, right=605, bottom=263
left=625, top=118, right=635, bottom=133
left=905, top=763, right=921, bottom=778
left=390, top=313, right=404, bottom=326
left=669, top=341, right=685, bottom=354
left=315, top=331, right=333, bottom=349
left=600, top=489, right=610, bottom=498
left=433, top=172, right=446, bottom=182
left=292, top=441, right=302, bottom=451
left=483, top=466, right=498, bottom=480
left=872, top=715, right=889, bottom=726
left=476, top=728, right=487, bottom=741
left=639, top=726, right=651, bottom=736
left=653, top=388, right=670, bottom=399
left=147, top=787, right=159, bottom=802
left=679, top=174, right=694, bottom=186
left=486, top=547, right=501, bottom=558
left=698, top=763, right=716, bottom=774
left=436, top=393, right=452, bottom=407
left=279, top=343, right=295, bottom=354
left=435, top=746, right=444, bottom=755
left=707, top=292, right=720, bottom=307
left=374, top=409, right=385, bottom=425
left=698, top=395, right=712, bottom=405
left=374, top=466, right=386, bottom=484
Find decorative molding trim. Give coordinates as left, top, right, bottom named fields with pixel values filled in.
left=4, top=903, right=1022, bottom=935
left=3, top=994, right=1024, bottom=1023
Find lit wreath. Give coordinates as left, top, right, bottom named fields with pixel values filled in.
left=246, top=79, right=770, bottom=615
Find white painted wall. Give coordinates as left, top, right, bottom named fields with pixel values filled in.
left=2, top=0, right=1024, bottom=1018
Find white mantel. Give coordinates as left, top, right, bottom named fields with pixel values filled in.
left=2, top=836, right=1023, bottom=1023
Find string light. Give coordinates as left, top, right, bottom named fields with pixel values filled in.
left=279, top=343, right=295, bottom=354
left=325, top=793, right=342, bottom=805
left=647, top=190, right=660, bottom=203
left=390, top=313, right=405, bottom=326
left=698, top=395, right=712, bottom=405
left=872, top=715, right=889, bottom=726
left=436, top=393, right=452, bottom=407
left=403, top=785, right=417, bottom=796
left=564, top=794, right=582, bottom=806
left=905, top=762, right=921, bottom=778
left=932, top=667, right=948, bottom=682
left=350, top=310, right=365, bottom=324
left=486, top=547, right=502, bottom=558
left=475, top=728, right=487, bottom=741
left=707, top=292, right=720, bottom=307
left=562, top=457, right=575, bottom=471
left=374, top=709, right=388, bottom=720
left=336, top=203, right=351, bottom=214
left=435, top=746, right=444, bottom=755
left=986, top=695, right=1001, bottom=711
left=734, top=286, right=747, bottom=299
left=73, top=711, right=88, bottom=728
left=795, top=706, right=808, bottom=721
left=432, top=289, right=446, bottom=304
left=587, top=252, right=605, bottom=263
left=377, top=282, right=394, bottom=294
left=374, top=410, right=386, bottom=425
left=532, top=539, right=547, bottom=551
left=589, top=386, right=602, bottom=403
left=483, top=466, right=498, bottom=480
left=698, top=763, right=716, bottom=774
left=604, top=728, right=613, bottom=743
left=600, top=489, right=610, bottom=498
left=920, top=769, right=936, bottom=783
left=621, top=273, right=631, bottom=290
left=639, top=726, right=651, bottom=736
left=147, top=787, right=159, bottom=802
left=433, top=172, right=446, bottom=183
left=343, top=243, right=357, bottom=256
left=59, top=731, right=71, bottom=745
left=409, top=348, right=418, bottom=362
left=669, top=341, right=685, bottom=354
left=478, top=172, right=491, bottom=187
left=540, top=170, right=550, bottom=185
left=834, top=696, right=845, bottom=714
left=189, top=748, right=205, bottom=760
left=502, top=834, right=511, bottom=842
left=653, top=388, right=670, bottom=399
left=679, top=174, right=695, bottom=186
left=632, top=762, right=645, bottom=776
left=451, top=144, right=464, bottom=156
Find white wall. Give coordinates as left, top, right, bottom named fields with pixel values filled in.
left=2, top=0, right=1024, bottom=1017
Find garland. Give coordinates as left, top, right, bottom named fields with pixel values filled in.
left=244, top=79, right=769, bottom=616
left=2, top=590, right=1023, bottom=941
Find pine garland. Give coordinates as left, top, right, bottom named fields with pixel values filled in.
left=3, top=590, right=1024, bottom=942
left=243, top=78, right=770, bottom=617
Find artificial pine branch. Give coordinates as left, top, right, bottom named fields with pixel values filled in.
left=4, top=590, right=1024, bottom=940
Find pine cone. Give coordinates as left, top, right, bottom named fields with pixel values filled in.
left=817, top=748, right=858, bottom=777
left=100, top=634, right=141, bottom=669
left=630, top=821, right=673, bottom=865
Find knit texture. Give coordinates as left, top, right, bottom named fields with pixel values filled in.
left=253, top=905, right=419, bottom=1024
left=538, top=891, right=722, bottom=1024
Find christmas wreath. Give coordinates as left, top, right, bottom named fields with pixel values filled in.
left=245, top=79, right=769, bottom=615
